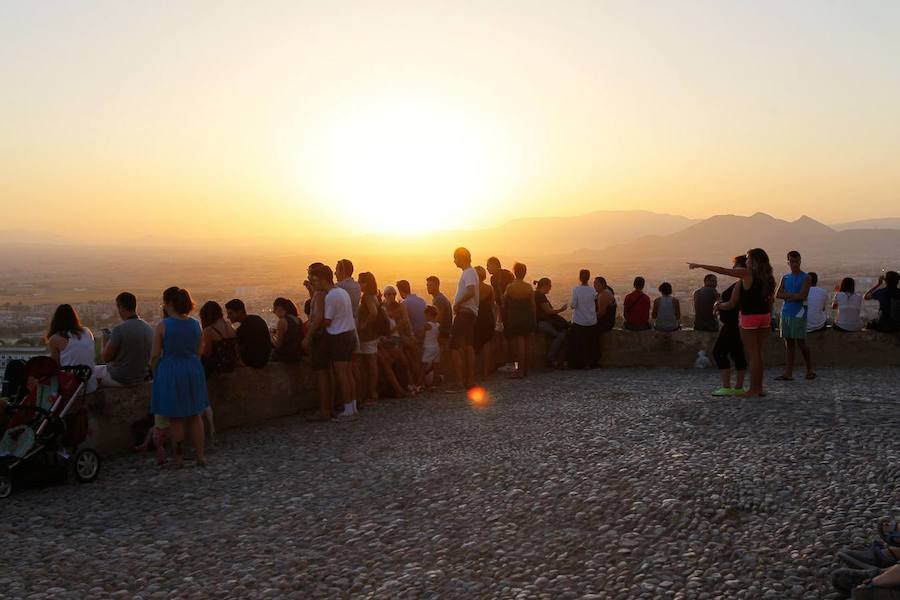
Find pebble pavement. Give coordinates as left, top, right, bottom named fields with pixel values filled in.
left=2, top=367, right=899, bottom=599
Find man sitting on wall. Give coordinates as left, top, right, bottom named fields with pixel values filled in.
left=94, top=292, right=154, bottom=387
left=225, top=299, right=271, bottom=368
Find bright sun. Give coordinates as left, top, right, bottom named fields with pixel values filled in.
left=300, top=100, right=503, bottom=235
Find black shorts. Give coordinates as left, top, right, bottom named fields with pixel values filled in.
left=326, top=330, right=356, bottom=363
left=311, top=335, right=330, bottom=371
left=450, top=309, right=476, bottom=350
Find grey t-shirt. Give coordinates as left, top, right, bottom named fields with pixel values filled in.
left=107, top=316, right=154, bottom=385
left=692, top=287, right=719, bottom=332
left=337, top=278, right=361, bottom=322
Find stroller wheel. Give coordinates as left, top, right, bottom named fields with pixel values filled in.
left=73, top=449, right=100, bottom=483
left=0, top=475, right=12, bottom=499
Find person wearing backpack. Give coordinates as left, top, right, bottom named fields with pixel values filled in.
left=865, top=270, right=900, bottom=333
left=199, top=301, right=239, bottom=376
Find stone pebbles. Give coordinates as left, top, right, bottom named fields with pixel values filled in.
left=1, top=367, right=898, bottom=599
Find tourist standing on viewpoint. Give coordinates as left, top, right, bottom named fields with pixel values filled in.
left=487, top=257, right=515, bottom=368
left=568, top=269, right=598, bottom=369
left=357, top=272, right=381, bottom=403
left=623, top=277, right=652, bottom=331
left=473, top=266, right=496, bottom=381
left=314, top=265, right=358, bottom=418
left=692, top=275, right=719, bottom=332
left=503, top=262, right=536, bottom=378
left=775, top=251, right=815, bottom=381
left=710, top=256, right=748, bottom=396
left=302, top=263, right=334, bottom=421
left=449, top=247, right=479, bottom=392
left=95, top=292, right=153, bottom=388
left=427, top=275, right=453, bottom=347
left=150, top=287, right=208, bottom=467
left=805, top=272, right=828, bottom=333
left=689, top=248, right=775, bottom=397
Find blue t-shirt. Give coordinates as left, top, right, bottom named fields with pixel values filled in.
left=781, top=271, right=808, bottom=318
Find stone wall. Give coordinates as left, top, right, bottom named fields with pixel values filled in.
left=85, top=329, right=899, bottom=456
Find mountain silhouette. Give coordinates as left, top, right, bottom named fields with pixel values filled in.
left=585, top=213, right=900, bottom=264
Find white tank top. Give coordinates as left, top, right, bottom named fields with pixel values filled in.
left=59, top=330, right=97, bottom=392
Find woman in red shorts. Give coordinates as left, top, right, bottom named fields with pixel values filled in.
left=689, top=248, right=775, bottom=397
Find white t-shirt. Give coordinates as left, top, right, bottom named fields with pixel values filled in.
left=806, top=286, right=828, bottom=331
left=324, top=287, right=356, bottom=335
left=833, top=292, right=863, bottom=331
left=455, top=267, right=480, bottom=315
left=423, top=322, right=440, bottom=349
left=570, top=285, right=598, bottom=326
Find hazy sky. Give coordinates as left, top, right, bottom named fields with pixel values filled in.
left=2, top=1, right=899, bottom=244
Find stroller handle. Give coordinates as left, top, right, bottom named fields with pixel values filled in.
left=60, top=365, right=94, bottom=384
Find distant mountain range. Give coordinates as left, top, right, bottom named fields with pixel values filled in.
left=3, top=210, right=900, bottom=265
left=832, top=217, right=900, bottom=231
left=584, top=213, right=900, bottom=265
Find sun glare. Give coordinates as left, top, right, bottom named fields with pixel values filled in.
left=300, top=101, right=503, bottom=235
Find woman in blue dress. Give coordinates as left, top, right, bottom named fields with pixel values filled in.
left=151, top=287, right=209, bottom=467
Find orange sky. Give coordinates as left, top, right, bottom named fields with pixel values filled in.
left=2, top=1, right=899, bottom=248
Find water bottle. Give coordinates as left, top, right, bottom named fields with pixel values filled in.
left=694, top=350, right=711, bottom=369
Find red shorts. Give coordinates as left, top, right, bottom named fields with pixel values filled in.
left=739, top=313, right=770, bottom=330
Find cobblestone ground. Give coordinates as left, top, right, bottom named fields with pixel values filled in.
left=3, top=367, right=900, bottom=599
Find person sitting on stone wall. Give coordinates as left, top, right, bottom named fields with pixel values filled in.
left=94, top=292, right=154, bottom=388
left=225, top=299, right=271, bottom=369
left=692, top=275, right=719, bottom=332
left=864, top=270, right=900, bottom=333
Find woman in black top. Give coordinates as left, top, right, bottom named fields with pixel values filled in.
left=272, top=297, right=303, bottom=363
left=689, top=248, right=775, bottom=397
left=710, top=256, right=748, bottom=396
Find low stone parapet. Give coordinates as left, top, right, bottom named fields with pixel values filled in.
left=83, top=328, right=898, bottom=456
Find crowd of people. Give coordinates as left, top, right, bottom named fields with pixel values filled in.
left=35, top=249, right=900, bottom=462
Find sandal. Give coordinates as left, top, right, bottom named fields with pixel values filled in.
left=774, top=375, right=794, bottom=381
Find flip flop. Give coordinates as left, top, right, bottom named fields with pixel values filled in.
left=774, top=375, right=794, bottom=381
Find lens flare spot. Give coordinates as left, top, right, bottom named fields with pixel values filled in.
left=467, top=386, right=492, bottom=409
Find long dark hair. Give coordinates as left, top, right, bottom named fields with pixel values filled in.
left=839, top=277, right=855, bottom=295
left=273, top=297, right=299, bottom=317
left=747, top=248, right=775, bottom=298
left=46, top=304, right=84, bottom=341
left=199, top=301, right=224, bottom=329
left=359, top=272, right=378, bottom=295
left=163, top=286, right=195, bottom=316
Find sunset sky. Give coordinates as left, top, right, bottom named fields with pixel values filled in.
left=2, top=1, right=899, bottom=246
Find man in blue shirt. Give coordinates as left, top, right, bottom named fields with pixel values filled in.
left=775, top=250, right=815, bottom=381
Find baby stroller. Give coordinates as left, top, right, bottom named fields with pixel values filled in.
left=0, top=356, right=100, bottom=499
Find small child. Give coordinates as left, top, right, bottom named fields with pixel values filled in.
left=421, top=306, right=441, bottom=391
left=134, top=415, right=172, bottom=466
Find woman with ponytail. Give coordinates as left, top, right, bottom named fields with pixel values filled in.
left=150, top=286, right=209, bottom=467
left=689, top=248, right=775, bottom=397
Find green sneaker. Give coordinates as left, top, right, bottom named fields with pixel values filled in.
left=732, top=388, right=748, bottom=396
left=712, top=387, right=733, bottom=397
